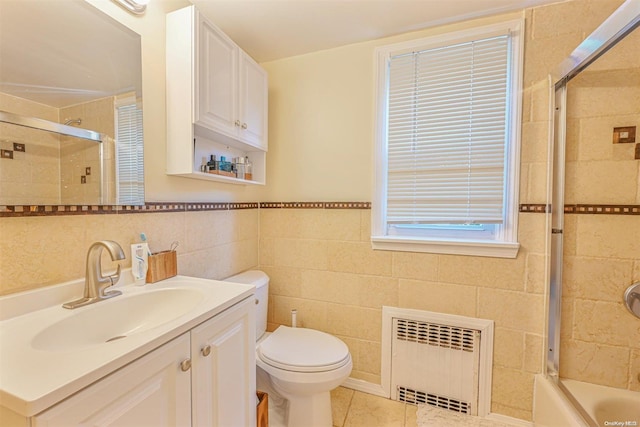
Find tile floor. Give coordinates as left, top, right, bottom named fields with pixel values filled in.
left=330, top=388, right=518, bottom=427
left=331, top=387, right=417, bottom=427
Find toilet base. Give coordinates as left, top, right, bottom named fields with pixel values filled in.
left=286, top=391, right=332, bottom=427
left=257, top=366, right=335, bottom=427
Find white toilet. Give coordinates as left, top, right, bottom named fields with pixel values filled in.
left=225, top=270, right=352, bottom=427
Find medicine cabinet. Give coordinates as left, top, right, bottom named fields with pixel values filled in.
left=166, top=6, right=267, bottom=185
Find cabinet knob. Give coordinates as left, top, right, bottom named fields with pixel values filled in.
left=241, top=123, right=248, bottom=130
left=201, top=345, right=212, bottom=357
left=180, top=359, right=191, bottom=372
left=235, top=120, right=241, bottom=127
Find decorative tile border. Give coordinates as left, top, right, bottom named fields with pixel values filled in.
left=519, top=204, right=549, bottom=213
left=0, top=204, right=120, bottom=216
left=259, top=202, right=371, bottom=209
left=565, top=204, right=640, bottom=215
left=2, top=202, right=638, bottom=217
left=185, top=203, right=232, bottom=211
left=520, top=204, right=640, bottom=215
left=0, top=202, right=259, bottom=217
left=325, top=202, right=371, bottom=209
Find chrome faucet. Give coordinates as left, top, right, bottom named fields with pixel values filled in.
left=63, top=241, right=126, bottom=309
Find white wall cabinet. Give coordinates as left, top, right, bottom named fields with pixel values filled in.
left=30, top=298, right=255, bottom=427
left=167, top=5, right=267, bottom=185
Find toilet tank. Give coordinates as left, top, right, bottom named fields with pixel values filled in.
left=224, top=270, right=269, bottom=340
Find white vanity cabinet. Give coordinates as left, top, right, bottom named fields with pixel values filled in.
left=32, top=334, right=192, bottom=427
left=191, top=296, right=256, bottom=426
left=166, top=5, right=267, bottom=184
left=25, top=297, right=255, bottom=427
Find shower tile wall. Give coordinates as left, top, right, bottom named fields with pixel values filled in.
left=0, top=93, right=117, bottom=205
left=560, top=26, right=640, bottom=391
left=0, top=93, right=61, bottom=205
left=60, top=97, right=115, bottom=205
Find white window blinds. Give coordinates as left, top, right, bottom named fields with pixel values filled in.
left=386, top=34, right=510, bottom=226
left=116, top=103, right=144, bottom=205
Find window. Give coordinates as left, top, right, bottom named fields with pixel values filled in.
left=115, top=95, right=144, bottom=205
left=372, top=20, right=523, bottom=258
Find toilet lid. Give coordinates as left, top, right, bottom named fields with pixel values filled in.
left=258, top=326, right=350, bottom=373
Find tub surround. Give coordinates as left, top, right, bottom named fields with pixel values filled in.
left=558, top=13, right=640, bottom=393
left=534, top=375, right=640, bottom=427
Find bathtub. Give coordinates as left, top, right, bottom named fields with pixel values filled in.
left=534, top=374, right=640, bottom=427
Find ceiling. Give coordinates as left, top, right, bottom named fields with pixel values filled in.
left=192, top=0, right=567, bottom=63
left=0, top=0, right=141, bottom=108
left=0, top=0, right=569, bottom=109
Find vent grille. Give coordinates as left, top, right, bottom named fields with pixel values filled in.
left=396, top=318, right=477, bottom=352
left=397, top=386, right=471, bottom=414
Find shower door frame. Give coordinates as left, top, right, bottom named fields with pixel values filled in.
left=546, top=0, right=640, bottom=380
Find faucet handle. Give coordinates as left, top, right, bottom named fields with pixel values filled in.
left=108, top=264, right=122, bottom=286
left=99, top=265, right=123, bottom=298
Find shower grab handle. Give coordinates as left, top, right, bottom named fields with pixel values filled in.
left=623, top=282, right=640, bottom=319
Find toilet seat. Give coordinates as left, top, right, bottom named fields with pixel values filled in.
left=257, top=326, right=350, bottom=373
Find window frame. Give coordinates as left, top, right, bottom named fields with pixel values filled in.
left=371, top=19, right=524, bottom=258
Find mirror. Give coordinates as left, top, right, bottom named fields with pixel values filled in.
left=0, top=0, right=144, bottom=206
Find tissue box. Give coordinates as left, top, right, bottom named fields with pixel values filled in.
left=146, top=250, right=177, bottom=283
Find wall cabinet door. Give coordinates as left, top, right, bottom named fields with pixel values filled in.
left=194, top=10, right=267, bottom=151
left=239, top=51, right=268, bottom=150
left=191, top=298, right=256, bottom=427
left=33, top=334, right=192, bottom=427
left=195, top=13, right=238, bottom=135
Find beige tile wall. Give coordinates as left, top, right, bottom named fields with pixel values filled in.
left=259, top=208, right=547, bottom=421
left=0, top=209, right=259, bottom=296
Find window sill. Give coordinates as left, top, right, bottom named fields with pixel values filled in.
left=371, top=236, right=520, bottom=258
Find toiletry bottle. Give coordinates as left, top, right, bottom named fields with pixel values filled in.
left=244, top=156, right=253, bottom=180
left=207, top=154, right=217, bottom=172
left=220, top=156, right=231, bottom=172
left=131, top=242, right=149, bottom=285
left=235, top=156, right=245, bottom=179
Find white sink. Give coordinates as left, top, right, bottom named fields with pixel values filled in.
left=31, top=287, right=204, bottom=351
left=0, top=275, right=255, bottom=416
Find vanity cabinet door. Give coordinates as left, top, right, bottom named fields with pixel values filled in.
left=191, top=297, right=255, bottom=427
left=32, top=334, right=192, bottom=427
left=195, top=11, right=238, bottom=136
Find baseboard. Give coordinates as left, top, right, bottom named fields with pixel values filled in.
left=485, top=412, right=533, bottom=427
left=341, top=377, right=388, bottom=398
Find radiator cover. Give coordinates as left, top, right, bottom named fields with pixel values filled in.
left=382, top=307, right=494, bottom=417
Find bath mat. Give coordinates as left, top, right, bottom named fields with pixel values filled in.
left=416, top=404, right=514, bottom=427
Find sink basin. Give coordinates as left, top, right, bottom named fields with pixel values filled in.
left=32, top=288, right=205, bottom=351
